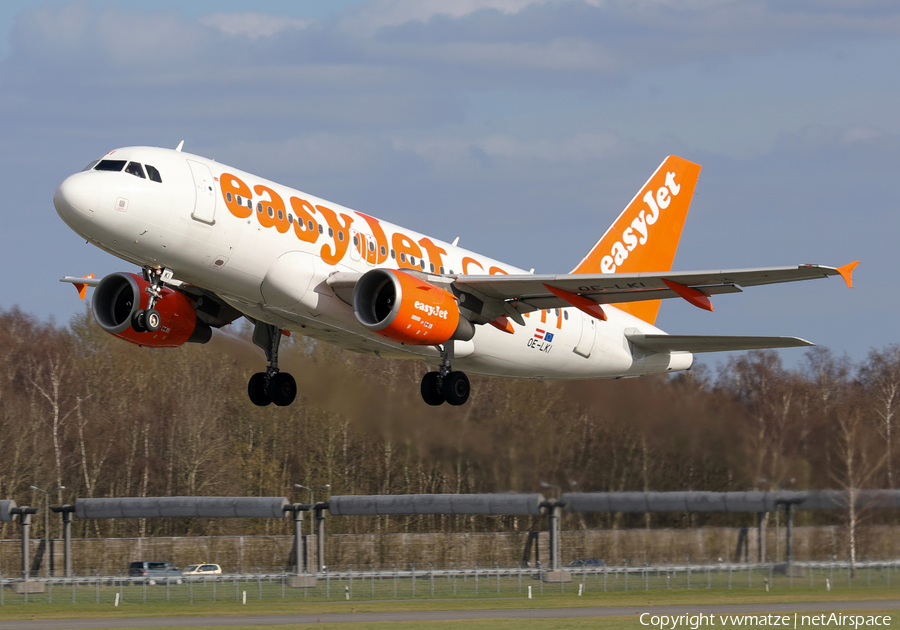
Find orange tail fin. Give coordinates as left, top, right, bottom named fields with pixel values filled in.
left=571, top=155, right=701, bottom=325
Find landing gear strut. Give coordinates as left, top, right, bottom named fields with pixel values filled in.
left=131, top=266, right=169, bottom=333
left=248, top=322, right=297, bottom=407
left=420, top=342, right=470, bottom=406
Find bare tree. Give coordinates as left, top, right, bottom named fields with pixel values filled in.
left=859, top=345, right=900, bottom=488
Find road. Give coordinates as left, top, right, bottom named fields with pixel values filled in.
left=1, top=600, right=898, bottom=628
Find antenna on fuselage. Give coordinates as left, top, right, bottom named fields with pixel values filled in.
left=175, top=140, right=184, bottom=152
left=451, top=237, right=460, bottom=246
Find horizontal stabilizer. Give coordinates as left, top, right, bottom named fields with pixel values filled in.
left=626, top=333, right=814, bottom=354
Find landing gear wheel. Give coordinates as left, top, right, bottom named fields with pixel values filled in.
left=248, top=372, right=271, bottom=407
left=144, top=308, right=161, bottom=333
left=269, top=372, right=297, bottom=407
left=420, top=371, right=445, bottom=406
left=131, top=310, right=146, bottom=333
left=444, top=371, right=470, bottom=406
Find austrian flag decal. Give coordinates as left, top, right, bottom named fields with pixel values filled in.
left=534, top=329, right=554, bottom=342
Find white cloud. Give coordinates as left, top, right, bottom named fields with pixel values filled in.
left=392, top=39, right=616, bottom=72
left=200, top=12, right=310, bottom=39
left=338, top=0, right=554, bottom=34
left=395, top=130, right=628, bottom=166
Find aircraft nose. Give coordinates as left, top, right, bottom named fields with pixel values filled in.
left=54, top=172, right=101, bottom=224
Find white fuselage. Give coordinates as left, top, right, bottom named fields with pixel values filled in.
left=54, top=146, right=691, bottom=380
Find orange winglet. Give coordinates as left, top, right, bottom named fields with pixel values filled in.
left=836, top=261, right=859, bottom=288
left=661, top=279, right=713, bottom=312
left=542, top=284, right=607, bottom=321
left=489, top=316, right=515, bottom=334
left=73, top=274, right=96, bottom=300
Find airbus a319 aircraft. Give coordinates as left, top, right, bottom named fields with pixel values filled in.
left=54, top=144, right=857, bottom=407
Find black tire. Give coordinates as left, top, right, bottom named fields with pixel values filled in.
left=144, top=308, right=161, bottom=332
left=420, top=371, right=445, bottom=406
left=269, top=372, right=297, bottom=406
left=248, top=372, right=271, bottom=406
left=444, top=371, right=470, bottom=406
left=131, top=310, right=146, bottom=332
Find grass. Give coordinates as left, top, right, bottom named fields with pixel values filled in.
left=3, top=586, right=899, bottom=621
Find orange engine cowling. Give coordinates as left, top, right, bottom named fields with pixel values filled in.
left=352, top=269, right=472, bottom=345
left=91, top=272, right=212, bottom=347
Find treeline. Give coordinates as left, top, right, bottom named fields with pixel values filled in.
left=1, top=306, right=898, bottom=545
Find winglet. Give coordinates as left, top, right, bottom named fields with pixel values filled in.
left=73, top=274, right=96, bottom=300
left=543, top=284, right=607, bottom=321
left=836, top=261, right=859, bottom=289
left=661, top=279, right=714, bottom=312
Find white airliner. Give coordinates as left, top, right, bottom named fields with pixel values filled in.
left=54, top=145, right=857, bottom=407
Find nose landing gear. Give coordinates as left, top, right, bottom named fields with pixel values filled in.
left=248, top=322, right=297, bottom=407
left=420, top=342, right=471, bottom=406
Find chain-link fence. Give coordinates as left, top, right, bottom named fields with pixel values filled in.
left=1, top=560, right=898, bottom=606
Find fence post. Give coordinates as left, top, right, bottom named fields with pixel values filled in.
left=452, top=563, right=457, bottom=596
left=430, top=563, right=435, bottom=597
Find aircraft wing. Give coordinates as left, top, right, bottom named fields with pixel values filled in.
left=450, top=263, right=857, bottom=320
left=60, top=275, right=100, bottom=300
left=328, top=262, right=856, bottom=325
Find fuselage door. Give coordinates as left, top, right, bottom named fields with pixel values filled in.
left=349, top=229, right=362, bottom=261
left=573, top=312, right=596, bottom=358
left=187, top=160, right=216, bottom=225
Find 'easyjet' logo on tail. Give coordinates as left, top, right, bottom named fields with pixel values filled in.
left=571, top=155, right=701, bottom=325
left=599, top=170, right=681, bottom=274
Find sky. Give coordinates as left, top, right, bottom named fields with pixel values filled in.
left=1, top=0, right=898, bottom=372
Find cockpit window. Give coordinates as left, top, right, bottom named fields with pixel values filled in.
left=145, top=164, right=162, bottom=183
left=82, top=160, right=100, bottom=172
left=125, top=162, right=146, bottom=178
left=94, top=159, right=126, bottom=172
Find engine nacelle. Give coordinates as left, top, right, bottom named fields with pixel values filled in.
left=352, top=269, right=472, bottom=345
left=91, top=272, right=211, bottom=347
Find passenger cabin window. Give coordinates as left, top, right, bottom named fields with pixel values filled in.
left=94, top=159, right=126, bottom=172
left=145, top=165, right=163, bottom=183
left=124, top=162, right=146, bottom=178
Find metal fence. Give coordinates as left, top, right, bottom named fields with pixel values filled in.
left=1, top=560, right=898, bottom=605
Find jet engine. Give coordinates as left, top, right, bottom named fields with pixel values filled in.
left=352, top=269, right=473, bottom=345
left=91, top=272, right=211, bottom=347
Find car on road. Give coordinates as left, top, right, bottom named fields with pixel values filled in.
left=567, top=558, right=605, bottom=567
left=183, top=563, right=223, bottom=577
left=128, top=561, right=183, bottom=585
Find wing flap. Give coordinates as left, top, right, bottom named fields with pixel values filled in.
left=626, top=333, right=814, bottom=354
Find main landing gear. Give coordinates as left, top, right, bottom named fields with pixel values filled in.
left=421, top=342, right=470, bottom=406
left=131, top=266, right=169, bottom=333
left=248, top=322, right=297, bottom=407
